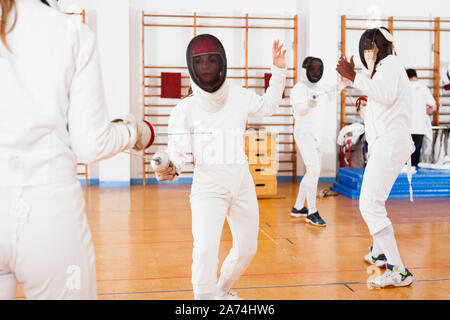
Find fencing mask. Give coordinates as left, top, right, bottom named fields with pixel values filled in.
left=41, top=0, right=60, bottom=10
left=186, top=34, right=227, bottom=93
left=359, top=27, right=394, bottom=75
left=302, top=56, right=323, bottom=83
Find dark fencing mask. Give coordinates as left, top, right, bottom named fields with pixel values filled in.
left=302, top=57, right=323, bottom=83
left=359, top=27, right=394, bottom=75
left=41, top=0, right=59, bottom=9
left=186, top=34, right=227, bottom=93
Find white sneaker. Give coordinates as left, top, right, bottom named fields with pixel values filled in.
left=400, top=165, right=416, bottom=174
left=215, top=291, right=243, bottom=300
left=369, top=264, right=413, bottom=289
left=364, top=246, right=387, bottom=267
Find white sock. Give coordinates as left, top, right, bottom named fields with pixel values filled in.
left=216, top=277, right=234, bottom=297
left=371, top=238, right=383, bottom=257
left=373, top=225, right=405, bottom=272
left=194, top=292, right=216, bottom=300
left=305, top=184, right=317, bottom=214
left=294, top=182, right=307, bottom=209
left=0, top=273, right=17, bottom=300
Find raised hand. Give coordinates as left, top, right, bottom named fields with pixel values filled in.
left=272, top=40, right=287, bottom=69
left=336, top=55, right=356, bottom=82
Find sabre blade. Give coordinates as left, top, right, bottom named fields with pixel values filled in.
left=158, top=132, right=213, bottom=136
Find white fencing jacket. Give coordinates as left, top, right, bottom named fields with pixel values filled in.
left=166, top=65, right=286, bottom=192
left=0, top=0, right=135, bottom=186
left=353, top=55, right=413, bottom=149
left=409, top=81, right=435, bottom=136
left=291, top=71, right=345, bottom=142
left=440, top=61, right=450, bottom=87
left=353, top=55, right=415, bottom=200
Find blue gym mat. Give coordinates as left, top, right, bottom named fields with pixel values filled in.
left=331, top=167, right=450, bottom=199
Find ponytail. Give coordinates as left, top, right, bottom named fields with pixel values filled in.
left=0, top=0, right=17, bottom=52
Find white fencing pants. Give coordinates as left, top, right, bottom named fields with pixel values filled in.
left=189, top=169, right=259, bottom=296
left=294, top=130, right=322, bottom=210
left=359, top=134, right=415, bottom=235
left=0, top=180, right=97, bottom=300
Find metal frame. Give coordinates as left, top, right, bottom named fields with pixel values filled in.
left=141, top=12, right=299, bottom=185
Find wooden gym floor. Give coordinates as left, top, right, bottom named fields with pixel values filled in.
left=16, top=182, right=450, bottom=299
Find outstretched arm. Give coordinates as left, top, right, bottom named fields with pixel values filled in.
left=337, top=55, right=399, bottom=106
left=68, top=25, right=153, bottom=164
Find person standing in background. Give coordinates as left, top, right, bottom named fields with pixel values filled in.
left=290, top=57, right=345, bottom=227
left=406, top=68, right=437, bottom=167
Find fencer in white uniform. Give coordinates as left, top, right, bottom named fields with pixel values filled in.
left=154, top=34, right=286, bottom=300
left=337, top=27, right=415, bottom=288
left=0, top=0, right=154, bottom=299
left=290, top=57, right=345, bottom=226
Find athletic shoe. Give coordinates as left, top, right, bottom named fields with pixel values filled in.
left=305, top=212, right=326, bottom=227
left=290, top=206, right=308, bottom=217
left=364, top=246, right=387, bottom=267
left=368, top=264, right=413, bottom=289
left=215, top=291, right=243, bottom=300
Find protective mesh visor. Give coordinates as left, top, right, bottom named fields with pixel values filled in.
left=359, top=29, right=378, bottom=69
left=186, top=34, right=227, bottom=93
left=305, top=58, right=323, bottom=83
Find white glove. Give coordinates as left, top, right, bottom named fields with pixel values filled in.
left=154, top=162, right=179, bottom=182
left=112, top=114, right=155, bottom=151
left=151, top=152, right=179, bottom=182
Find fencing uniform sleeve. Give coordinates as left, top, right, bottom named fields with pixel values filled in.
left=353, top=68, right=399, bottom=107
left=425, top=87, right=436, bottom=106
left=291, top=83, right=309, bottom=116
left=247, top=65, right=287, bottom=117
left=67, top=25, right=141, bottom=164
left=166, top=103, right=192, bottom=172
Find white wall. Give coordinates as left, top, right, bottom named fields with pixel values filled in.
left=338, top=0, right=450, bottom=17
left=96, top=0, right=131, bottom=186
left=60, top=0, right=450, bottom=185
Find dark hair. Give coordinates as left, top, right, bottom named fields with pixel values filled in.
left=367, top=27, right=393, bottom=51
left=406, top=68, right=417, bottom=79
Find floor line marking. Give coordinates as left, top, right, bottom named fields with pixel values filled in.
left=259, top=227, right=302, bottom=266
left=344, top=284, right=355, bottom=292
left=91, top=232, right=450, bottom=247
left=92, top=278, right=450, bottom=296
left=16, top=279, right=450, bottom=298
left=89, top=222, right=450, bottom=233
left=95, top=265, right=450, bottom=283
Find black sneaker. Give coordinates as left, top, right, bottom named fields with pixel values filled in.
left=305, top=211, right=326, bottom=227
left=290, top=206, right=308, bottom=217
